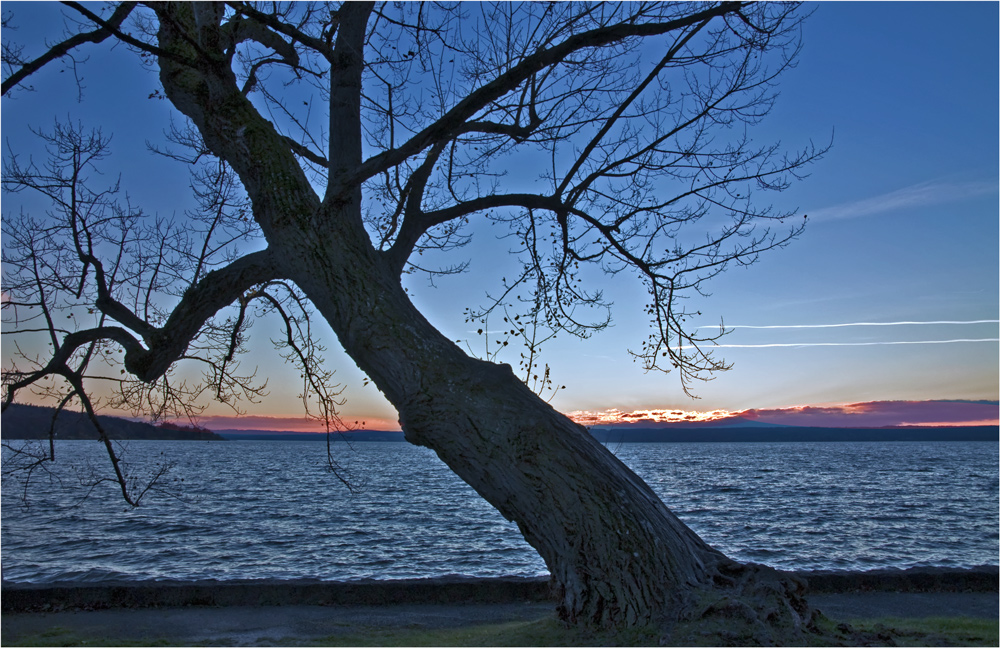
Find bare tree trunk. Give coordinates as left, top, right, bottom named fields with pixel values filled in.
left=279, top=215, right=819, bottom=636
left=0, top=3, right=869, bottom=639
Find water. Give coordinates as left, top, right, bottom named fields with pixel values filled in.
left=2, top=440, right=997, bottom=584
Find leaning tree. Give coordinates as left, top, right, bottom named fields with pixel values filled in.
left=2, top=1, right=843, bottom=641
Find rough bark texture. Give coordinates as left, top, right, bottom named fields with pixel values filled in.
left=270, top=213, right=823, bottom=638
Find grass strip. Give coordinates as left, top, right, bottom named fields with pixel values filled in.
left=304, top=615, right=1000, bottom=647
left=847, top=617, right=999, bottom=648
left=6, top=615, right=998, bottom=646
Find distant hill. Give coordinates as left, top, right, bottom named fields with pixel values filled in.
left=216, top=429, right=404, bottom=441
left=1, top=404, right=225, bottom=441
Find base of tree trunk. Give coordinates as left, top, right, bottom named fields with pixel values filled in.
left=566, top=560, right=899, bottom=646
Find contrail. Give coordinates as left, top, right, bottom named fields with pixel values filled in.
left=805, top=180, right=997, bottom=222
left=712, top=338, right=999, bottom=348
left=698, top=320, right=999, bottom=330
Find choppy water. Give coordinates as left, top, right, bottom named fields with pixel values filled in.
left=1, top=440, right=997, bottom=583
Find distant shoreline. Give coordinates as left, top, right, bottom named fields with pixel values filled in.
left=211, top=426, right=999, bottom=443
left=3, top=426, right=995, bottom=443
left=0, top=403, right=225, bottom=442
left=3, top=400, right=995, bottom=443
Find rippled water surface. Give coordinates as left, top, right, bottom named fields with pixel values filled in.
left=2, top=440, right=997, bottom=583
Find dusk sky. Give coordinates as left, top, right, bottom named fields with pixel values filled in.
left=2, top=2, right=998, bottom=431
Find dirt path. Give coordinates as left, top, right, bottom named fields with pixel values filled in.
left=3, top=593, right=997, bottom=647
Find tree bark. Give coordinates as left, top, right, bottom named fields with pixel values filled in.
left=276, top=209, right=818, bottom=636
left=147, top=4, right=830, bottom=639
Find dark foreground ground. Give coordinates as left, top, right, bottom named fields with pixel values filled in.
left=2, top=567, right=997, bottom=646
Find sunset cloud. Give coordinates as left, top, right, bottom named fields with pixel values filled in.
left=573, top=400, right=998, bottom=429
left=568, top=408, right=735, bottom=427
left=739, top=400, right=998, bottom=428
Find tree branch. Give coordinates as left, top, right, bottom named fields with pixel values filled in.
left=124, top=248, right=282, bottom=382
left=225, top=1, right=335, bottom=60
left=2, top=2, right=138, bottom=96
left=154, top=3, right=322, bottom=233
left=386, top=192, right=566, bottom=275
left=336, top=2, right=745, bottom=193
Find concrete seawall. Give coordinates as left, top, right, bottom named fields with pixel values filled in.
left=3, top=566, right=996, bottom=612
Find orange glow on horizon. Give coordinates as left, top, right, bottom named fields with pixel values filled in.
left=568, top=408, right=738, bottom=426
left=566, top=401, right=998, bottom=428
left=183, top=414, right=402, bottom=432
left=894, top=418, right=1000, bottom=427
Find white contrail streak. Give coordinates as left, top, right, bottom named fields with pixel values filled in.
left=805, top=179, right=998, bottom=222
left=698, top=320, right=999, bottom=330
left=712, top=338, right=999, bottom=348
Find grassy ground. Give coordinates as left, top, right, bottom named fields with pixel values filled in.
left=849, top=617, right=999, bottom=648
left=9, top=615, right=998, bottom=647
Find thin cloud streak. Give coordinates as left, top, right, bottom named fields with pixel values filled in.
left=703, top=320, right=999, bottom=330
left=689, top=319, right=1000, bottom=348
left=806, top=179, right=998, bottom=222
left=711, top=338, right=999, bottom=348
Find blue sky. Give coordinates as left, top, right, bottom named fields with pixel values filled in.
left=411, top=1, right=1000, bottom=425
left=2, top=2, right=997, bottom=430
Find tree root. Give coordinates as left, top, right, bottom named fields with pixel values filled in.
left=657, top=561, right=900, bottom=646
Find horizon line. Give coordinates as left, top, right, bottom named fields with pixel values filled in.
left=211, top=422, right=1000, bottom=433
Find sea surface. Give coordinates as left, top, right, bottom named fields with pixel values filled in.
left=2, top=439, right=997, bottom=584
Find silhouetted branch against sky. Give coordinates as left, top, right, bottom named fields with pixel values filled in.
left=1, top=2, right=820, bottom=406
left=2, top=2, right=997, bottom=432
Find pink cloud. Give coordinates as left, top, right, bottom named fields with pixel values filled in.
left=568, top=408, right=737, bottom=427
left=740, top=400, right=999, bottom=428
left=568, top=400, right=997, bottom=428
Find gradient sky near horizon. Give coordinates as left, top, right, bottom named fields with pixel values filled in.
left=2, top=2, right=998, bottom=431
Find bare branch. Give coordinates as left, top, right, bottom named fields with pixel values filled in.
left=2, top=2, right=824, bottom=512
left=340, top=2, right=745, bottom=192
left=1, top=2, right=138, bottom=96
left=225, top=1, right=335, bottom=60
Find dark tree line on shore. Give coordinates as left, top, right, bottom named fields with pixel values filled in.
left=1, top=403, right=224, bottom=441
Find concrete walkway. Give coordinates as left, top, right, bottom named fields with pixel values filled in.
left=3, top=593, right=997, bottom=646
